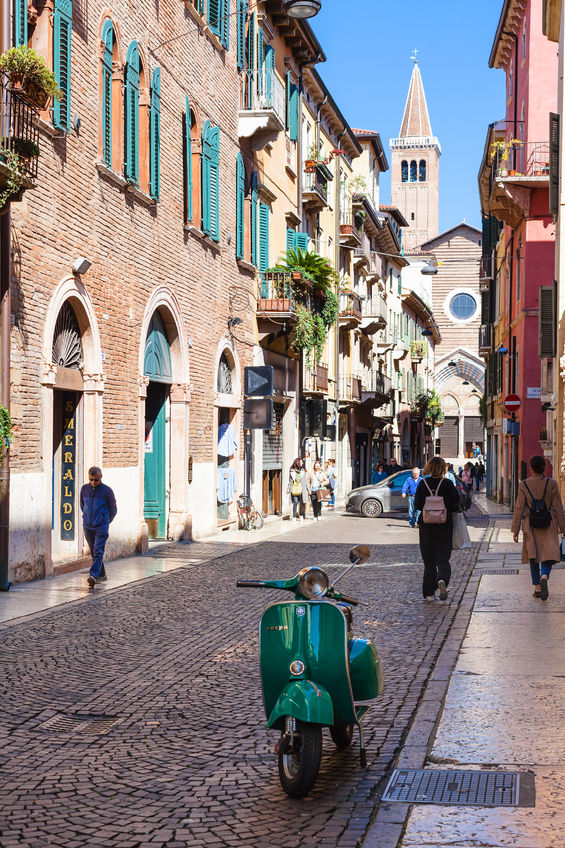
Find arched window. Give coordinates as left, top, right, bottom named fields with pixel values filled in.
left=124, top=41, right=140, bottom=184
left=202, top=119, right=220, bottom=240
left=52, top=302, right=83, bottom=369
left=217, top=351, right=233, bottom=394
left=410, top=160, right=417, bottom=182
left=419, top=159, right=426, bottom=181
left=149, top=68, right=161, bottom=200
left=236, top=154, right=245, bottom=260
left=101, top=20, right=115, bottom=168
left=401, top=160, right=408, bottom=182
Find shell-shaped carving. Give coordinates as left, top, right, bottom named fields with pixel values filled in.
left=52, top=303, right=83, bottom=369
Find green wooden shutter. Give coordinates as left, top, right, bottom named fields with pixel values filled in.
left=221, top=0, right=230, bottom=48
left=208, top=0, right=220, bottom=36
left=257, top=28, right=264, bottom=95
left=285, top=71, right=291, bottom=131
left=550, top=112, right=560, bottom=218
left=236, top=154, right=245, bottom=259
left=237, top=0, right=248, bottom=69
left=539, top=284, right=556, bottom=358
left=53, top=0, right=72, bottom=131
left=289, top=81, right=298, bottom=142
left=202, top=120, right=219, bottom=240
left=286, top=228, right=296, bottom=253
left=124, top=42, right=140, bottom=184
left=14, top=0, right=27, bottom=47
left=259, top=202, right=269, bottom=271
left=101, top=20, right=113, bottom=167
left=248, top=11, right=256, bottom=75
left=250, top=171, right=258, bottom=266
left=295, top=232, right=308, bottom=251
left=184, top=96, right=193, bottom=223
left=149, top=68, right=161, bottom=199
left=265, top=44, right=274, bottom=104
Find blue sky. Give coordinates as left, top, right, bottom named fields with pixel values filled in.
left=310, top=0, right=506, bottom=233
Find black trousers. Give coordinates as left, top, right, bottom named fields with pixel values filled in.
left=310, top=493, right=322, bottom=518
left=419, top=524, right=452, bottom=598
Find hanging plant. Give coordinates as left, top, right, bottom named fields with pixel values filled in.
left=0, top=405, right=12, bottom=460
left=0, top=147, right=27, bottom=211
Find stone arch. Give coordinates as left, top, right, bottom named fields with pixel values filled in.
left=440, top=393, right=460, bottom=413
left=138, top=287, right=189, bottom=385
left=43, top=276, right=103, bottom=380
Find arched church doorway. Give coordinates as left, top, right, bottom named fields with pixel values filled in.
left=143, top=311, right=172, bottom=539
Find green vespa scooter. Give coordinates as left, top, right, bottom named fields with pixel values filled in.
left=236, top=544, right=383, bottom=798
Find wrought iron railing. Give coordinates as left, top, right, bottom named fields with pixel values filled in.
left=303, top=165, right=328, bottom=202
left=240, top=68, right=285, bottom=127
left=338, top=291, right=362, bottom=321
left=479, top=255, right=493, bottom=280
left=0, top=85, right=40, bottom=180
left=491, top=140, right=550, bottom=183
left=479, top=323, right=493, bottom=353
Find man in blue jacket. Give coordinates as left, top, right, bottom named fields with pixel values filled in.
left=80, top=466, right=117, bottom=588
left=402, top=467, right=421, bottom=527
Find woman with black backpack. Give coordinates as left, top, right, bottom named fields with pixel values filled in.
left=413, top=456, right=461, bottom=603
left=512, top=455, right=565, bottom=600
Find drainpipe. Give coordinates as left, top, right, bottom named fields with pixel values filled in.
left=0, top=0, right=11, bottom=590
left=334, top=129, right=345, bottom=496
left=502, top=31, right=519, bottom=170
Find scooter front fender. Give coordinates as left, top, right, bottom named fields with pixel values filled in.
left=266, top=680, right=334, bottom=730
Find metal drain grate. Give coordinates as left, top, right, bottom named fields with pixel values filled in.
left=38, top=714, right=123, bottom=735
left=480, top=569, right=519, bottom=575
left=382, top=769, right=535, bottom=807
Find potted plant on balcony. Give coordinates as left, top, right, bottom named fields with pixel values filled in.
left=0, top=146, right=28, bottom=210
left=490, top=138, right=522, bottom=178
left=304, top=143, right=323, bottom=173
left=0, top=46, right=62, bottom=111
left=410, top=339, right=427, bottom=362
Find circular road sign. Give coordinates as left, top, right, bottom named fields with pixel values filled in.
left=504, top=393, right=521, bottom=412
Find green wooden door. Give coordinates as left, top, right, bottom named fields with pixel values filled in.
left=143, top=312, right=172, bottom=539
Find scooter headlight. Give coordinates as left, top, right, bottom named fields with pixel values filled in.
left=298, top=567, right=329, bottom=600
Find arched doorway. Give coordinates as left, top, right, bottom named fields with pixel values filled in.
left=216, top=349, right=239, bottom=524
left=143, top=311, right=172, bottom=538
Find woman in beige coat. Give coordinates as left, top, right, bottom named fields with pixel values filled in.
left=512, top=455, right=565, bottom=600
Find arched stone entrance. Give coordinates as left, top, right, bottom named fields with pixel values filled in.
left=138, top=290, right=190, bottom=547
left=40, top=278, right=104, bottom=575
left=214, top=341, right=241, bottom=526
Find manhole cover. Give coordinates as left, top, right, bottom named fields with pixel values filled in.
left=382, top=769, right=534, bottom=807
left=480, top=569, right=519, bottom=575
left=38, top=714, right=123, bottom=735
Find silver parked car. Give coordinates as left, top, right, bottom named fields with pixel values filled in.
left=345, top=470, right=471, bottom=518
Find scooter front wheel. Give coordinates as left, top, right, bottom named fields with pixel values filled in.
left=278, top=720, right=322, bottom=798
left=330, top=723, right=354, bottom=749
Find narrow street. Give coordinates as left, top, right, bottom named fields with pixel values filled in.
left=0, top=511, right=486, bottom=848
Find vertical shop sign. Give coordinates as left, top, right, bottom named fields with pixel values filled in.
left=61, top=393, right=77, bottom=540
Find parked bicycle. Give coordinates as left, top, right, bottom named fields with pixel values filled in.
left=237, top=494, right=264, bottom=531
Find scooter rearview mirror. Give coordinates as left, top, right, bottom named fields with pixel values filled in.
left=349, top=544, right=370, bottom=565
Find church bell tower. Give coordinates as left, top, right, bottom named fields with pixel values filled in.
left=390, top=58, right=440, bottom=251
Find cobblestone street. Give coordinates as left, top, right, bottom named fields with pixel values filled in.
left=0, top=511, right=487, bottom=848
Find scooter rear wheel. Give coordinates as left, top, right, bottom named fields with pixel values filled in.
left=278, top=720, right=322, bottom=798
left=330, top=723, right=354, bottom=749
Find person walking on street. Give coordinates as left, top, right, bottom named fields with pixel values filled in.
left=325, top=458, right=337, bottom=507
left=446, top=463, right=456, bottom=485
left=386, top=457, right=399, bottom=476
left=512, top=455, right=565, bottom=600
left=461, top=463, right=473, bottom=493
left=402, top=467, right=421, bottom=527
left=287, top=457, right=308, bottom=521
left=414, top=456, right=460, bottom=602
left=371, top=463, right=388, bottom=484
left=80, top=466, right=117, bottom=589
left=307, top=460, right=329, bottom=522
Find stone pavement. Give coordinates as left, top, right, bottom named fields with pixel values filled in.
left=0, top=508, right=488, bottom=848
left=370, top=498, right=565, bottom=848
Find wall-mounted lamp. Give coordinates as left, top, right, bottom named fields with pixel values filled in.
left=72, top=257, right=92, bottom=275
left=421, top=328, right=433, bottom=336
left=283, top=0, right=321, bottom=17
left=420, top=262, right=438, bottom=276
left=541, top=401, right=556, bottom=412
left=227, top=316, right=243, bottom=329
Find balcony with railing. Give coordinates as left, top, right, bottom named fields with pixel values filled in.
left=489, top=141, right=550, bottom=228
left=303, top=362, right=329, bottom=394
left=353, top=231, right=371, bottom=268
left=238, top=69, right=285, bottom=145
left=360, top=369, right=393, bottom=407
left=338, top=291, right=362, bottom=328
left=479, top=255, right=493, bottom=282
left=339, top=374, right=362, bottom=403
left=302, top=164, right=328, bottom=211
left=360, top=294, right=387, bottom=335
left=258, top=271, right=300, bottom=321
left=479, top=323, right=493, bottom=356
left=339, top=215, right=362, bottom=247
left=0, top=85, right=40, bottom=199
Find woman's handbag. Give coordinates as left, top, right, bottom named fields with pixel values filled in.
left=290, top=476, right=302, bottom=496
left=452, top=511, right=472, bottom=550
left=316, top=488, right=331, bottom=501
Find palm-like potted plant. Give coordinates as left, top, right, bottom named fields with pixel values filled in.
left=0, top=47, right=62, bottom=111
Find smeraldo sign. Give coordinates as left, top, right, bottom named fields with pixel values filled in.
left=503, top=393, right=521, bottom=413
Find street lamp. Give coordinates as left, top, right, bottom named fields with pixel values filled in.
left=420, top=262, right=438, bottom=275
left=283, top=0, right=321, bottom=17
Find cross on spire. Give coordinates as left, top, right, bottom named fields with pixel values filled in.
left=411, top=48, right=419, bottom=64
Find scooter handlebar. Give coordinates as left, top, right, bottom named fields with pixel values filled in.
left=236, top=580, right=265, bottom=588
left=337, top=593, right=359, bottom=606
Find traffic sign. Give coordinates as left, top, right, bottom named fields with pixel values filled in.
left=244, top=365, right=273, bottom=398
left=503, top=393, right=521, bottom=412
